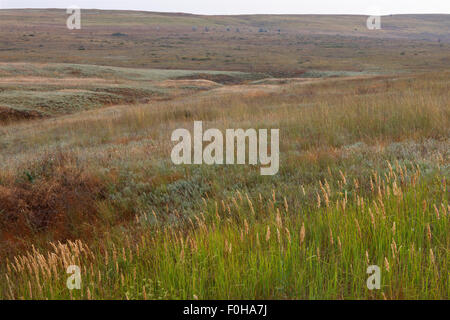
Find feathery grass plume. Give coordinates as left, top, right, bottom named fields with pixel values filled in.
left=244, top=219, right=249, bottom=235
left=300, top=223, right=305, bottom=246
left=5, top=274, right=14, bottom=299
left=246, top=194, right=255, bottom=215
left=232, top=197, right=240, bottom=211
left=324, top=179, right=331, bottom=196
left=353, top=178, right=359, bottom=190
left=28, top=281, right=33, bottom=299
left=433, top=204, right=440, bottom=219
left=429, top=249, right=435, bottom=265
left=422, top=199, right=427, bottom=216
left=180, top=246, right=185, bottom=261
left=221, top=200, right=226, bottom=212
left=319, top=180, right=326, bottom=196
left=225, top=239, right=232, bottom=254
left=323, top=191, right=329, bottom=208
left=266, top=226, right=271, bottom=242
left=276, top=209, right=283, bottom=228
left=316, top=192, right=321, bottom=208
left=285, top=227, right=291, bottom=244
left=387, top=161, right=393, bottom=178
left=391, top=240, right=398, bottom=260
left=379, top=199, right=386, bottom=218
left=368, top=208, right=375, bottom=228
left=354, top=218, right=362, bottom=239
left=236, top=190, right=243, bottom=203
left=339, top=170, right=347, bottom=185
left=384, top=257, right=390, bottom=272
left=284, top=197, right=289, bottom=213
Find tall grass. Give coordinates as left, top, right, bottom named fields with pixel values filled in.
left=0, top=71, right=448, bottom=299
left=1, top=164, right=448, bottom=299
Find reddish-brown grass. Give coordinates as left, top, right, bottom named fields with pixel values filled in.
left=0, top=153, right=106, bottom=257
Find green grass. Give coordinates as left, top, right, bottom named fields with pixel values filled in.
left=0, top=63, right=256, bottom=81
left=2, top=167, right=448, bottom=299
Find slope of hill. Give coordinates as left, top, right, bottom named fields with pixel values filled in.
left=0, top=62, right=261, bottom=122
left=0, top=10, right=448, bottom=74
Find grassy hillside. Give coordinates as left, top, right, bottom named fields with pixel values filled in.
left=0, top=63, right=260, bottom=122
left=0, top=71, right=448, bottom=299
left=0, top=10, right=449, bottom=74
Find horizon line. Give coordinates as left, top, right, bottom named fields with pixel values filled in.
left=1, top=8, right=449, bottom=16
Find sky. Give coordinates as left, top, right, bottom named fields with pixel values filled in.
left=1, top=0, right=449, bottom=15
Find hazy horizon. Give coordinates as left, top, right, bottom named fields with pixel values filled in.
left=1, top=8, right=450, bottom=16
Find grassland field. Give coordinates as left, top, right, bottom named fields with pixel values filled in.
left=0, top=9, right=448, bottom=300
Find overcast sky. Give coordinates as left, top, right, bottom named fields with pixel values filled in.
left=1, top=0, right=449, bottom=15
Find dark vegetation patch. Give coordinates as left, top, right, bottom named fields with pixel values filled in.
left=111, top=32, right=128, bottom=37
left=0, top=105, right=44, bottom=123
left=94, top=87, right=168, bottom=103
left=174, top=73, right=266, bottom=84
left=0, top=152, right=107, bottom=256
left=267, top=70, right=307, bottom=78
